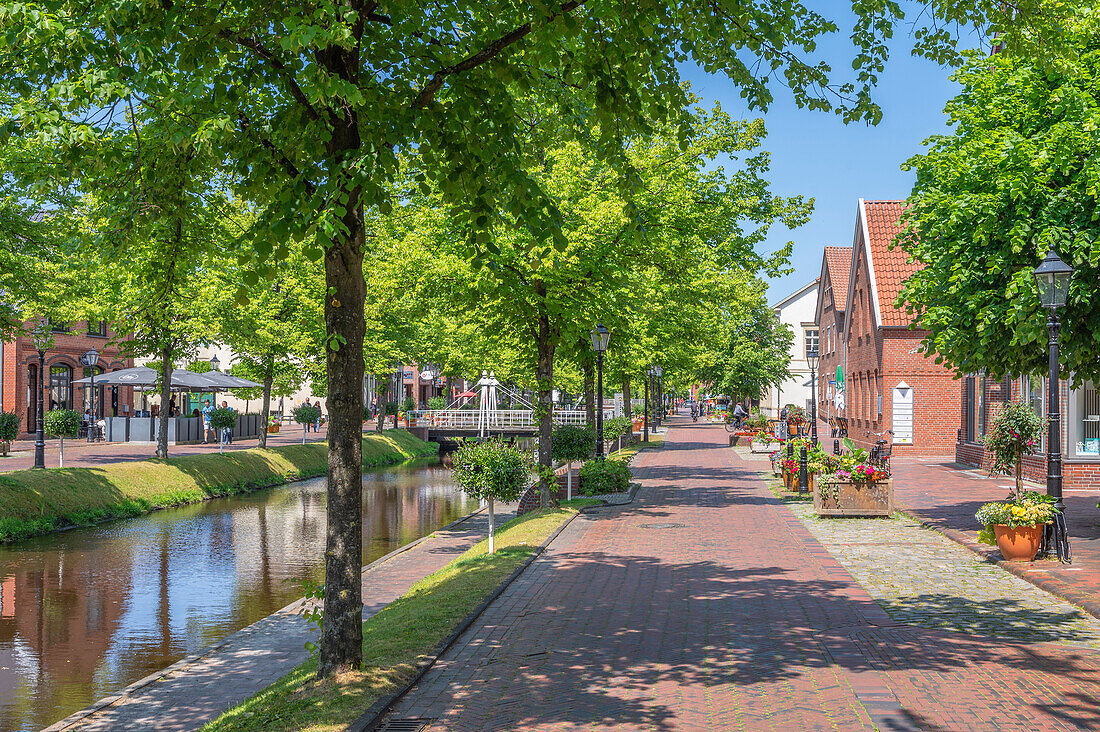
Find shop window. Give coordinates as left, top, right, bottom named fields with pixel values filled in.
left=1075, top=381, right=1100, bottom=457
left=49, top=365, right=73, bottom=411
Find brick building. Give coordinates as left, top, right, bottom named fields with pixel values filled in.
left=956, top=373, right=1100, bottom=490
left=815, top=199, right=961, bottom=456
left=1, top=319, right=134, bottom=437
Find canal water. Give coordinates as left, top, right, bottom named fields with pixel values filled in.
left=0, top=458, right=478, bottom=732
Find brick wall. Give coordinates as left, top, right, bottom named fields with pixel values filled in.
left=2, top=320, right=134, bottom=437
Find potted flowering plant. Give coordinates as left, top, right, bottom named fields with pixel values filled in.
left=267, top=414, right=281, bottom=434
left=982, top=401, right=1042, bottom=496
left=975, top=490, right=1058, bottom=561
left=816, top=438, right=893, bottom=516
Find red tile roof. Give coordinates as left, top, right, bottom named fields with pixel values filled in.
left=861, top=200, right=919, bottom=328
left=823, top=246, right=852, bottom=311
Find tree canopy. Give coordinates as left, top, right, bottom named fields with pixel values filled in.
left=900, top=24, right=1100, bottom=382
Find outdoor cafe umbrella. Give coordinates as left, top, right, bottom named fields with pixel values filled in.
left=74, top=366, right=261, bottom=391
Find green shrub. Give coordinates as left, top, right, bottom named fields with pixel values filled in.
left=0, top=411, right=19, bottom=443
left=551, top=424, right=594, bottom=463
left=427, top=396, right=447, bottom=410
left=402, top=396, right=416, bottom=413
left=292, top=405, right=321, bottom=425
left=452, top=438, right=532, bottom=553
left=580, top=458, right=632, bottom=495
left=209, top=407, right=238, bottom=431
left=603, top=416, right=633, bottom=439
left=384, top=402, right=399, bottom=416
left=44, top=409, right=81, bottom=439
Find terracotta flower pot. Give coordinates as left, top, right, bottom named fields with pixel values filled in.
left=993, top=524, right=1044, bottom=562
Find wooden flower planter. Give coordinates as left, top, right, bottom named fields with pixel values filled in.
left=815, top=478, right=893, bottom=517
left=783, top=471, right=814, bottom=492
left=266, top=424, right=281, bottom=434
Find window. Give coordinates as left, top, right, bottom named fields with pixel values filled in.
left=804, top=328, right=819, bottom=358
left=49, top=364, right=73, bottom=411
left=47, top=318, right=68, bottom=333
left=964, top=376, right=976, bottom=443
left=82, top=366, right=105, bottom=415
left=1074, top=381, right=1100, bottom=457
left=1022, top=376, right=1045, bottom=451
left=86, top=320, right=107, bottom=337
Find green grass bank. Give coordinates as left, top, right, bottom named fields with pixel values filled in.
left=0, top=430, right=438, bottom=543
left=202, top=506, right=578, bottom=732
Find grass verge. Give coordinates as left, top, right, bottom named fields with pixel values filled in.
left=608, top=433, right=664, bottom=464
left=0, top=430, right=437, bottom=542
left=201, top=506, right=578, bottom=732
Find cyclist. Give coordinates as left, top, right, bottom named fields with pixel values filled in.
left=731, top=401, right=748, bottom=428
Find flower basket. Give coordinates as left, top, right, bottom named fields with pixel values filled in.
left=992, top=524, right=1044, bottom=562
left=814, top=477, right=893, bottom=516
left=267, top=424, right=281, bottom=434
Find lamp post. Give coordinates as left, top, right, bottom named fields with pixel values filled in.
left=1033, top=248, right=1074, bottom=563
left=643, top=367, right=651, bottom=443
left=590, top=324, right=610, bottom=458
left=653, top=365, right=663, bottom=429
left=209, top=354, right=220, bottom=371
left=807, top=349, right=819, bottom=448
left=31, top=323, right=50, bottom=469
left=80, top=348, right=100, bottom=442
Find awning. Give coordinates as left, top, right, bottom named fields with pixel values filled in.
left=74, top=366, right=261, bottom=391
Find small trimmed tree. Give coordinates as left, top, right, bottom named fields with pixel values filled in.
left=43, top=409, right=81, bottom=467
left=984, top=401, right=1043, bottom=496
left=209, top=407, right=238, bottom=454
left=604, top=416, right=634, bottom=455
left=452, top=439, right=531, bottom=553
left=293, top=404, right=321, bottom=445
left=0, top=411, right=19, bottom=456
left=551, top=425, right=595, bottom=501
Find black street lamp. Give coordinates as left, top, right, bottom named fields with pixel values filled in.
left=80, top=348, right=100, bottom=442
left=807, top=349, right=819, bottom=448
left=209, top=354, right=221, bottom=371
left=590, top=324, right=610, bottom=458
left=31, top=322, right=50, bottom=469
left=653, top=365, right=664, bottom=429
left=1033, top=248, right=1074, bottom=562
left=643, top=366, right=652, bottom=443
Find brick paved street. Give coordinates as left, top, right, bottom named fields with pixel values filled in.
left=382, top=416, right=1100, bottom=731
left=0, top=423, right=335, bottom=472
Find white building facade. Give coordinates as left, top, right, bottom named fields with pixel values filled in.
left=760, top=279, right=819, bottom=418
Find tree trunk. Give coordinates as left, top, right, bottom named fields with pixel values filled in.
left=488, top=497, right=496, bottom=554
left=259, top=368, right=273, bottom=449
left=58, top=437, right=64, bottom=468
left=622, top=378, right=632, bottom=423
left=536, top=308, right=556, bottom=509
left=582, top=348, right=595, bottom=435
left=375, top=384, right=385, bottom=433
left=317, top=126, right=367, bottom=677
left=156, top=342, right=171, bottom=459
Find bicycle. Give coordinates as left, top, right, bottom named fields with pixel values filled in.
left=866, top=429, right=893, bottom=473
left=724, top=416, right=746, bottom=432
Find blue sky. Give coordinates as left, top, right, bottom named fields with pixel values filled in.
left=679, top=34, right=967, bottom=304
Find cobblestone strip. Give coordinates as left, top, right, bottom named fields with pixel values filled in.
left=785, top=500, right=1100, bottom=648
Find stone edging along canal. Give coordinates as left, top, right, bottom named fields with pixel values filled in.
left=41, top=499, right=495, bottom=732
left=0, top=430, right=437, bottom=543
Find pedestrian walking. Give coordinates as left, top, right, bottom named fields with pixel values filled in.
left=221, top=400, right=234, bottom=444
left=313, top=400, right=323, bottom=432
left=201, top=399, right=214, bottom=443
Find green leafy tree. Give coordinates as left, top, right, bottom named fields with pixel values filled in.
left=0, top=411, right=19, bottom=455
left=900, top=29, right=1100, bottom=381
left=701, top=288, right=793, bottom=402
left=452, top=439, right=532, bottom=553
left=551, top=424, right=595, bottom=500
left=293, top=404, right=321, bottom=445
left=43, top=409, right=80, bottom=468
left=209, top=406, right=238, bottom=454
left=0, top=0, right=1042, bottom=677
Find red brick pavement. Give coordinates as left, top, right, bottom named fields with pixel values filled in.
left=892, top=458, right=1100, bottom=619
left=380, top=416, right=1100, bottom=731
left=0, top=424, right=334, bottom=472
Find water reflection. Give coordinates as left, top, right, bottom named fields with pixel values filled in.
left=0, top=458, right=476, bottom=731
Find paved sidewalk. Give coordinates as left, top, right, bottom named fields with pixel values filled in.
left=49, top=505, right=513, bottom=732
left=382, top=417, right=1100, bottom=731
left=0, top=424, right=335, bottom=472
left=892, top=458, right=1100, bottom=618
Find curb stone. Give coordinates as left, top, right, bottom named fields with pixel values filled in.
left=346, top=509, right=583, bottom=732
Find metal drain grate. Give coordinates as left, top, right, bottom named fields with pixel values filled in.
left=640, top=522, right=686, bottom=529
left=378, top=719, right=435, bottom=732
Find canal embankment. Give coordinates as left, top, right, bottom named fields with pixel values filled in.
left=0, top=429, right=438, bottom=542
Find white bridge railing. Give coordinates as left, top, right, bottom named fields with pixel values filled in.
left=418, top=409, right=618, bottom=430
